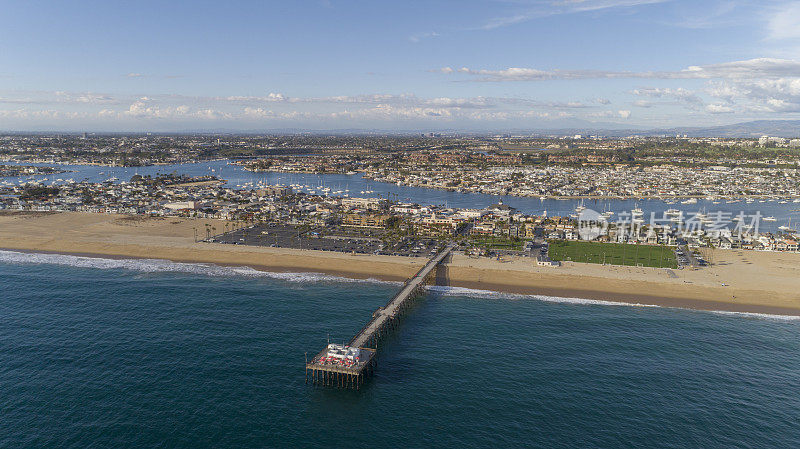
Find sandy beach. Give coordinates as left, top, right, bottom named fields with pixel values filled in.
left=1, top=211, right=799, bottom=316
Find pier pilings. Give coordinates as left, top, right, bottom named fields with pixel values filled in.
left=306, top=244, right=455, bottom=389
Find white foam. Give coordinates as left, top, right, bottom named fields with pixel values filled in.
left=710, top=310, right=800, bottom=321
left=426, top=285, right=658, bottom=308
left=0, top=250, right=390, bottom=285
left=2, top=250, right=797, bottom=322
left=426, top=285, right=800, bottom=321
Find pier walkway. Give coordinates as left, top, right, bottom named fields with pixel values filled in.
left=349, top=243, right=454, bottom=348
left=306, top=243, right=455, bottom=389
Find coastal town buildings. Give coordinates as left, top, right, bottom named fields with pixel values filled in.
left=1, top=172, right=797, bottom=265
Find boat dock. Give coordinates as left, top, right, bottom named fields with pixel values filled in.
left=306, top=243, right=455, bottom=389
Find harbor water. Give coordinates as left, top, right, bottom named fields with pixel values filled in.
left=2, top=159, right=800, bottom=232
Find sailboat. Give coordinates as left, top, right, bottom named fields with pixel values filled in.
left=599, top=203, right=614, bottom=219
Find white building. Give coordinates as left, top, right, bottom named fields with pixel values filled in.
left=163, top=201, right=199, bottom=210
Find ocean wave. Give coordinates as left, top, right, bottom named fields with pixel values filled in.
left=2, top=250, right=797, bottom=322
left=426, top=285, right=800, bottom=321
left=0, top=250, right=390, bottom=285
left=426, top=285, right=658, bottom=308
left=709, top=310, right=800, bottom=321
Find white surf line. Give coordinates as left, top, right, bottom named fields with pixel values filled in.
left=0, top=249, right=394, bottom=286
left=425, top=285, right=800, bottom=321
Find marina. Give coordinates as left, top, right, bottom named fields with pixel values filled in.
left=2, top=159, right=799, bottom=232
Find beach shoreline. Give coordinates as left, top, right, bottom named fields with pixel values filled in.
left=1, top=211, right=799, bottom=316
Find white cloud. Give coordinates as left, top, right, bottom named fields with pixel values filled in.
left=482, top=13, right=537, bottom=30
left=664, top=0, right=746, bottom=30
left=440, top=58, right=800, bottom=82
left=426, top=97, right=493, bottom=108
left=765, top=2, right=800, bottom=41
left=126, top=73, right=144, bottom=78
left=217, top=93, right=577, bottom=110
left=224, top=93, right=289, bottom=103
left=409, top=31, right=440, bottom=43
left=55, top=91, right=117, bottom=104
left=589, top=109, right=631, bottom=119
left=705, top=81, right=741, bottom=103
left=0, top=90, right=118, bottom=106
left=98, top=109, right=117, bottom=118
left=0, top=91, right=604, bottom=124
left=75, top=94, right=115, bottom=104
left=14, top=84, right=794, bottom=128
left=687, top=58, right=800, bottom=78
left=238, top=103, right=577, bottom=123
left=0, top=96, right=47, bottom=105
left=0, top=109, right=90, bottom=120
left=706, top=77, right=800, bottom=113
left=119, top=99, right=232, bottom=120
left=705, top=103, right=735, bottom=113
left=631, top=87, right=704, bottom=106
left=479, top=0, right=669, bottom=30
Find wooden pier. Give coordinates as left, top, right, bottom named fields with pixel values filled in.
left=306, top=243, right=455, bottom=389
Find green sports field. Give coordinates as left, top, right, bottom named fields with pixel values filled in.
left=547, top=240, right=678, bottom=268
left=470, top=236, right=523, bottom=251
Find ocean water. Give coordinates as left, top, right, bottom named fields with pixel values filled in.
left=1, top=251, right=799, bottom=448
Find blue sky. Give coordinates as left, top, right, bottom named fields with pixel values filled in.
left=2, top=0, right=800, bottom=131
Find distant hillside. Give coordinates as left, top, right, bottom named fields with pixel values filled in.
left=503, top=120, right=800, bottom=138
left=25, top=119, right=800, bottom=138
left=663, top=120, right=800, bottom=138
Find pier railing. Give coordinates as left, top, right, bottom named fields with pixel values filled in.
left=306, top=243, right=454, bottom=389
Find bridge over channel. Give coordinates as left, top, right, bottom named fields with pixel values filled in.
left=306, top=243, right=455, bottom=389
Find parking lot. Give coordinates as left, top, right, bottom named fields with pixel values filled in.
left=380, top=236, right=442, bottom=257
left=211, top=223, right=443, bottom=257
left=676, top=245, right=707, bottom=268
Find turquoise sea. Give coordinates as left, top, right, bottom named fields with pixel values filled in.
left=1, top=250, right=799, bottom=448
